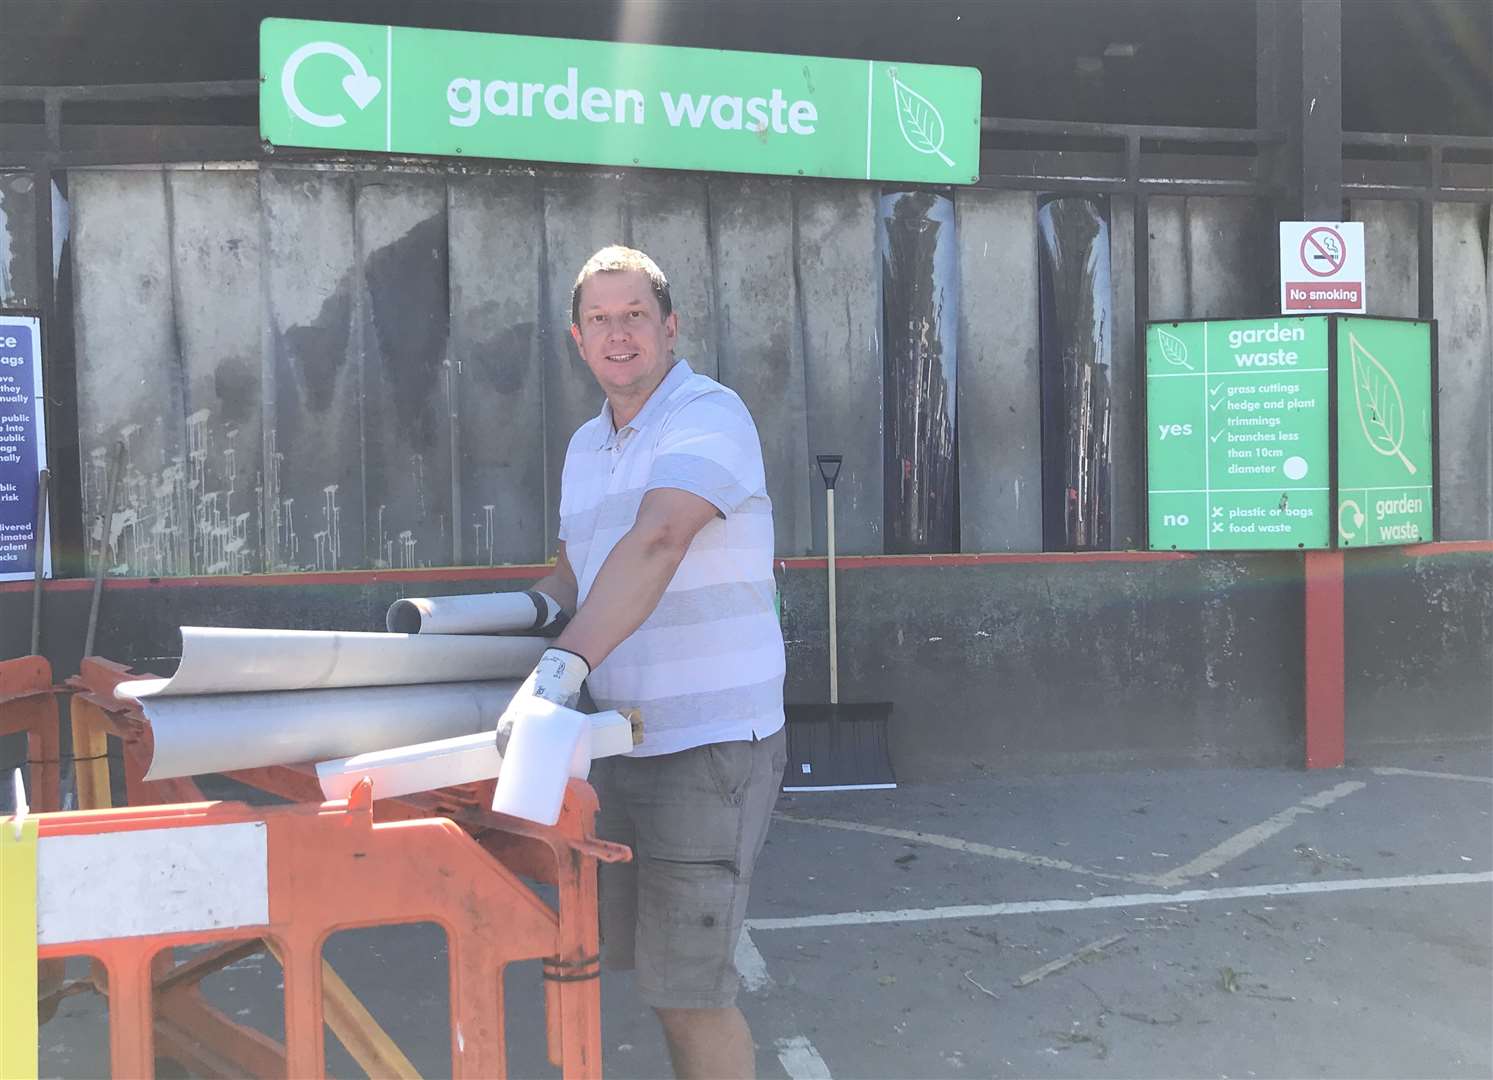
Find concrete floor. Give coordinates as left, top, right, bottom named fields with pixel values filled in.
left=37, top=747, right=1493, bottom=1079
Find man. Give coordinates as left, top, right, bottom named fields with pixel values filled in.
left=496, top=245, right=786, bottom=1079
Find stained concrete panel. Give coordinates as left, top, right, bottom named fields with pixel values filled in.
left=0, top=172, right=39, bottom=307
left=1344, top=546, right=1493, bottom=749
left=1147, top=197, right=1271, bottom=320
left=627, top=173, right=718, bottom=381
left=709, top=176, right=812, bottom=555
left=1433, top=203, right=1492, bottom=540
left=1184, top=197, right=1272, bottom=318
left=166, top=169, right=264, bottom=574
left=796, top=182, right=882, bottom=556
left=540, top=175, right=627, bottom=555
left=956, top=188, right=1041, bottom=552
left=779, top=555, right=1308, bottom=775
left=356, top=175, right=453, bottom=569
left=1146, top=197, right=1188, bottom=320
left=448, top=174, right=546, bottom=566
left=70, top=169, right=187, bottom=576
left=1109, top=195, right=1142, bottom=549
left=1351, top=199, right=1419, bottom=318
left=260, top=168, right=363, bottom=572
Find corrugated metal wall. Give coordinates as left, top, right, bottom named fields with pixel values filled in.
left=43, top=165, right=1493, bottom=573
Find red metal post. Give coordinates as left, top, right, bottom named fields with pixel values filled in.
left=1303, top=549, right=1346, bottom=768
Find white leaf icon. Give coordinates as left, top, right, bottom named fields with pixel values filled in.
left=1156, top=326, right=1193, bottom=371
left=889, top=70, right=955, bottom=167
left=1349, top=331, right=1416, bottom=474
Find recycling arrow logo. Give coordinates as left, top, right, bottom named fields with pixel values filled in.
left=1338, top=498, right=1366, bottom=542
left=281, top=41, right=382, bottom=128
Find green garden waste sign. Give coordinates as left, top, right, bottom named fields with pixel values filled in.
left=1335, top=317, right=1435, bottom=546
left=260, top=19, right=981, bottom=184
left=1146, top=317, right=1332, bottom=551
left=1145, top=314, right=1436, bottom=551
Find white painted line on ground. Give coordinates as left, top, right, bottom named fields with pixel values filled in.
left=745, top=871, right=1491, bottom=932
left=776, top=1035, right=834, bottom=1080
left=774, top=814, right=1159, bottom=885
left=1149, top=780, right=1366, bottom=887
left=735, top=929, right=773, bottom=992
left=1372, top=766, right=1493, bottom=785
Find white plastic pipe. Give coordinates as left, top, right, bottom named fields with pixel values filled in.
left=386, top=591, right=556, bottom=635
left=491, top=699, right=606, bottom=825
left=315, top=709, right=637, bottom=803
left=140, top=680, right=521, bottom=781
left=117, top=627, right=548, bottom=700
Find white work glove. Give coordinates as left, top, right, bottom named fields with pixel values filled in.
left=494, top=647, right=591, bottom=755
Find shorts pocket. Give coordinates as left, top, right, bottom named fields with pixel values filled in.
left=704, top=741, right=753, bottom=806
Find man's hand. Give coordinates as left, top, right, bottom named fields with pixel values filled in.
left=495, top=646, right=591, bottom=754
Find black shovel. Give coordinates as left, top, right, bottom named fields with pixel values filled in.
left=782, top=454, right=896, bottom=792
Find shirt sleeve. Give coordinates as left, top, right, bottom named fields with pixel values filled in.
left=644, top=393, right=766, bottom=517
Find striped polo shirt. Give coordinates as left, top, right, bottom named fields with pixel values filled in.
left=559, top=359, right=785, bottom=756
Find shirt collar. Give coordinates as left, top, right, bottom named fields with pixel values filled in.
left=595, top=359, right=693, bottom=448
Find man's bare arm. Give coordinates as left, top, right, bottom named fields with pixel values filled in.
left=552, top=488, right=719, bottom=668
left=531, top=543, right=579, bottom=614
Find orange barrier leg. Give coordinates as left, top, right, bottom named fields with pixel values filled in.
left=552, top=781, right=605, bottom=1080
left=450, top=940, right=508, bottom=1079
left=0, top=655, right=61, bottom=812
left=102, top=944, right=158, bottom=1080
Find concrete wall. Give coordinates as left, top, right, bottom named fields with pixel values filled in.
left=1430, top=203, right=1492, bottom=541
left=2, top=549, right=1487, bottom=779
left=1342, top=545, right=1493, bottom=750
left=54, top=167, right=1493, bottom=575
left=64, top=164, right=893, bottom=575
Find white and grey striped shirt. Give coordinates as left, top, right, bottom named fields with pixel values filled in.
left=559, top=359, right=785, bottom=756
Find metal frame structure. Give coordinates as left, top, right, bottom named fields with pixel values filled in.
left=1, top=30, right=1489, bottom=564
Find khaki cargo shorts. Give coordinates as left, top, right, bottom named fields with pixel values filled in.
left=592, top=727, right=787, bottom=1010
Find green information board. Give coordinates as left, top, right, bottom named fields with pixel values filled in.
left=1146, top=317, right=1332, bottom=550
left=260, top=19, right=981, bottom=184
left=1335, top=317, right=1435, bottom=546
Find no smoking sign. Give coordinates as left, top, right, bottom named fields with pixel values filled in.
left=1280, top=221, right=1365, bottom=313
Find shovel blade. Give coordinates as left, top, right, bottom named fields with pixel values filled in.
left=782, top=702, right=895, bottom=791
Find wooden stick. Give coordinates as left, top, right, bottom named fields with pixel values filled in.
left=827, top=486, right=838, bottom=705
left=83, top=441, right=125, bottom=659
left=261, top=938, right=420, bottom=1080
left=1014, top=933, right=1127, bottom=987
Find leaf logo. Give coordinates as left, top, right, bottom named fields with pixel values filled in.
left=1349, top=331, right=1416, bottom=475
left=889, top=69, right=955, bottom=167
left=1156, top=326, right=1193, bottom=371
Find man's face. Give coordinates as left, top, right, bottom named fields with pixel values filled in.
left=570, top=269, right=678, bottom=401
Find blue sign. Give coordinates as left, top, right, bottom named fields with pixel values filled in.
left=0, top=314, right=48, bottom=581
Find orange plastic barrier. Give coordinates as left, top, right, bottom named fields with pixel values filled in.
left=56, top=656, right=630, bottom=1079
left=0, top=655, right=61, bottom=813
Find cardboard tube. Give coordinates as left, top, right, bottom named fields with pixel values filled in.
left=118, top=627, right=548, bottom=700
left=140, top=680, right=522, bottom=780
left=386, top=591, right=553, bottom=635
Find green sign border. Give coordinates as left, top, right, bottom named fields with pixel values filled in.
left=1332, top=315, right=1439, bottom=548
left=1146, top=312, right=1337, bottom=549
left=1142, top=314, right=1439, bottom=553
left=258, top=17, right=982, bottom=185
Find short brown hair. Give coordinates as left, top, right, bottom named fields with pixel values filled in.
left=570, top=245, right=673, bottom=325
